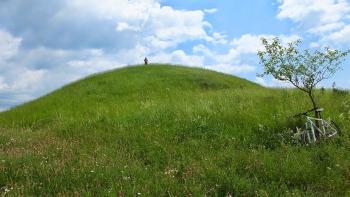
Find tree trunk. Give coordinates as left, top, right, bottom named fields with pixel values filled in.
left=308, top=91, right=320, bottom=139
left=308, top=91, right=318, bottom=113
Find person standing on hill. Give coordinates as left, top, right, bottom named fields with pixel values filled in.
left=144, top=57, right=148, bottom=65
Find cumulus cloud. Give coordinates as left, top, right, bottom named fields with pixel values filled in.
left=207, top=32, right=228, bottom=45
left=192, top=34, right=300, bottom=75
left=214, top=34, right=300, bottom=65
left=255, top=77, right=293, bottom=87
left=277, top=0, right=350, bottom=25
left=205, top=64, right=256, bottom=74
left=2, top=0, right=332, bottom=111
left=67, top=0, right=158, bottom=21
left=15, top=70, right=47, bottom=90
left=65, top=0, right=213, bottom=50
left=277, top=0, right=350, bottom=47
left=0, top=0, right=222, bottom=110
left=231, top=34, right=300, bottom=52
left=0, top=30, right=125, bottom=110
left=148, top=6, right=211, bottom=43
left=0, top=29, right=22, bottom=61
left=0, top=30, right=44, bottom=99
left=116, top=22, right=140, bottom=32
left=322, top=24, right=350, bottom=45
left=0, top=66, right=48, bottom=109
left=204, top=8, right=218, bottom=14
left=206, top=34, right=299, bottom=64
left=151, top=50, right=204, bottom=66
left=0, top=0, right=213, bottom=51
left=0, top=77, right=9, bottom=91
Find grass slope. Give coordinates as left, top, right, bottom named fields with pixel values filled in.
left=1, top=64, right=350, bottom=196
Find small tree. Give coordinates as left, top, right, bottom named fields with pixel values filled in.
left=257, top=37, right=349, bottom=122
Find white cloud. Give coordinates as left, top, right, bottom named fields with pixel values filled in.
left=0, top=0, right=318, bottom=111
left=277, top=0, right=350, bottom=46
left=277, top=0, right=350, bottom=25
left=255, top=77, right=267, bottom=86
left=217, top=34, right=300, bottom=64
left=68, top=58, right=119, bottom=74
left=231, top=34, right=265, bottom=52
left=68, top=0, right=213, bottom=49
left=151, top=50, right=204, bottom=66
left=207, top=32, right=228, bottom=45
left=0, top=66, right=48, bottom=104
left=0, top=77, right=9, bottom=90
left=193, top=44, right=215, bottom=59
left=204, top=8, right=218, bottom=14
left=308, top=22, right=345, bottom=34
left=12, top=69, right=47, bottom=90
left=150, top=6, right=210, bottom=41
left=114, top=44, right=149, bottom=65
left=192, top=34, right=299, bottom=75
left=322, top=24, right=350, bottom=45
left=0, top=37, right=125, bottom=109
left=205, top=64, right=255, bottom=74
left=0, top=2, right=209, bottom=112
left=255, top=77, right=293, bottom=87
left=116, top=22, right=140, bottom=32
left=143, top=36, right=177, bottom=50
left=0, top=29, right=22, bottom=61
left=231, top=34, right=300, bottom=51
left=66, top=0, right=158, bottom=21
left=0, top=31, right=47, bottom=106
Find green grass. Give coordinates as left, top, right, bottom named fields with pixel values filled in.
left=1, top=64, right=350, bottom=196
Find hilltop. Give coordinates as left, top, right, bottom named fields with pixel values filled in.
left=1, top=64, right=349, bottom=196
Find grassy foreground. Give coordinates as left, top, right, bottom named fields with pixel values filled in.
left=1, top=64, right=350, bottom=196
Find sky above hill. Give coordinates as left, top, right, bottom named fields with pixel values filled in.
left=0, top=0, right=350, bottom=111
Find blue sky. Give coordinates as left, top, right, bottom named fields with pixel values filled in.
left=0, top=0, right=350, bottom=111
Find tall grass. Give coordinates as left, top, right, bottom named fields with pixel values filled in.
left=0, top=65, right=349, bottom=196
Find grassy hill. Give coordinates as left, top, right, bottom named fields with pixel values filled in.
left=1, top=64, right=349, bottom=196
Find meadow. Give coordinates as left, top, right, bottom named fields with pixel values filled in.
left=1, top=65, right=349, bottom=196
